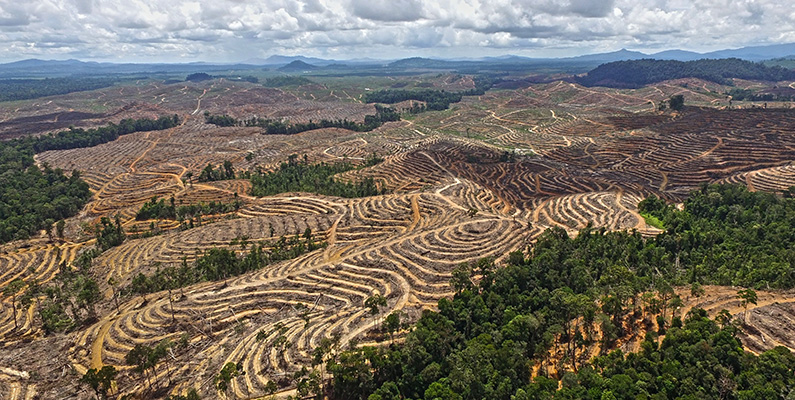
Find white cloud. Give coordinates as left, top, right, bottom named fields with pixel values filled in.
left=0, top=0, right=790, bottom=62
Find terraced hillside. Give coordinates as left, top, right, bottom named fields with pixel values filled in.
left=1, top=75, right=794, bottom=399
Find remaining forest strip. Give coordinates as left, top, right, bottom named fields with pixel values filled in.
left=204, top=105, right=399, bottom=134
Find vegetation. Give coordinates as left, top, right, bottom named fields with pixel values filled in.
left=325, top=183, right=795, bottom=400
left=638, top=185, right=795, bottom=288
left=578, top=58, right=795, bottom=88
left=363, top=76, right=496, bottom=111
left=0, top=77, right=118, bottom=102
left=186, top=73, right=212, bottom=82
left=0, top=159, right=90, bottom=243
left=125, top=338, right=187, bottom=393
left=204, top=105, right=400, bottom=134
left=263, top=76, right=315, bottom=87
left=197, top=160, right=236, bottom=182
left=639, top=212, right=665, bottom=229
left=249, top=154, right=384, bottom=198
left=96, top=216, right=125, bottom=251
left=127, top=230, right=325, bottom=295
left=80, top=366, right=117, bottom=400
left=34, top=249, right=102, bottom=332
left=667, top=94, right=685, bottom=111
left=135, top=195, right=242, bottom=221
left=364, top=89, right=464, bottom=111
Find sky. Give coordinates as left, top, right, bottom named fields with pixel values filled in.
left=0, top=0, right=793, bottom=63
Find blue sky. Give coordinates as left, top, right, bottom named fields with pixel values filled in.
left=0, top=0, right=792, bottom=62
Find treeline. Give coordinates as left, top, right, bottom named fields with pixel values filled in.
left=577, top=58, right=795, bottom=88
left=12, top=115, right=180, bottom=153
left=249, top=154, right=384, bottom=198
left=363, top=75, right=496, bottom=112
left=128, top=230, right=324, bottom=295
left=0, top=77, right=118, bottom=102
left=326, top=183, right=795, bottom=400
left=204, top=105, right=399, bottom=134
left=136, top=196, right=242, bottom=222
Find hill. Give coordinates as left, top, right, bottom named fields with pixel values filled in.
left=276, top=60, right=319, bottom=72
left=577, top=58, right=795, bottom=88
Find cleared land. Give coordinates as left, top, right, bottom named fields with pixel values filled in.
left=1, top=75, right=794, bottom=399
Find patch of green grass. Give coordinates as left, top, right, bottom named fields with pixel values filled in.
left=640, top=212, right=665, bottom=230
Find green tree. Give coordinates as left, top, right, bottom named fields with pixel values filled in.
left=690, top=282, right=705, bottom=298
left=384, top=310, right=405, bottom=343
left=80, top=365, right=117, bottom=400
left=126, top=344, right=153, bottom=389
left=364, top=294, right=388, bottom=329
left=737, top=288, right=758, bottom=324
left=215, top=362, right=240, bottom=397
left=56, top=219, right=66, bottom=240
left=669, top=94, right=685, bottom=111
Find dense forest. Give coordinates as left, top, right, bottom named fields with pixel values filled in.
left=204, top=105, right=399, bottom=134
left=577, top=58, right=795, bottom=88
left=250, top=154, right=384, bottom=198
left=0, top=116, right=180, bottom=244
left=0, top=77, right=118, bottom=102
left=0, top=151, right=90, bottom=243
left=324, top=184, right=795, bottom=400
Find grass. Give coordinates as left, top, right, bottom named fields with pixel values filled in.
left=640, top=212, right=666, bottom=230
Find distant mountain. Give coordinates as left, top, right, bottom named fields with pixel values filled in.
left=563, top=49, right=648, bottom=63
left=387, top=57, right=458, bottom=69
left=245, top=55, right=335, bottom=66
left=649, top=50, right=705, bottom=61
left=277, top=60, right=319, bottom=72
left=702, top=43, right=795, bottom=62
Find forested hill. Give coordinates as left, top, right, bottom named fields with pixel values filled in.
left=577, top=58, right=795, bottom=88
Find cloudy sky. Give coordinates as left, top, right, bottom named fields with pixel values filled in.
left=0, top=0, right=793, bottom=62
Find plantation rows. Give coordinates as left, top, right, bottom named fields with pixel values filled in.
left=0, top=241, right=83, bottom=338
left=70, top=185, right=537, bottom=398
